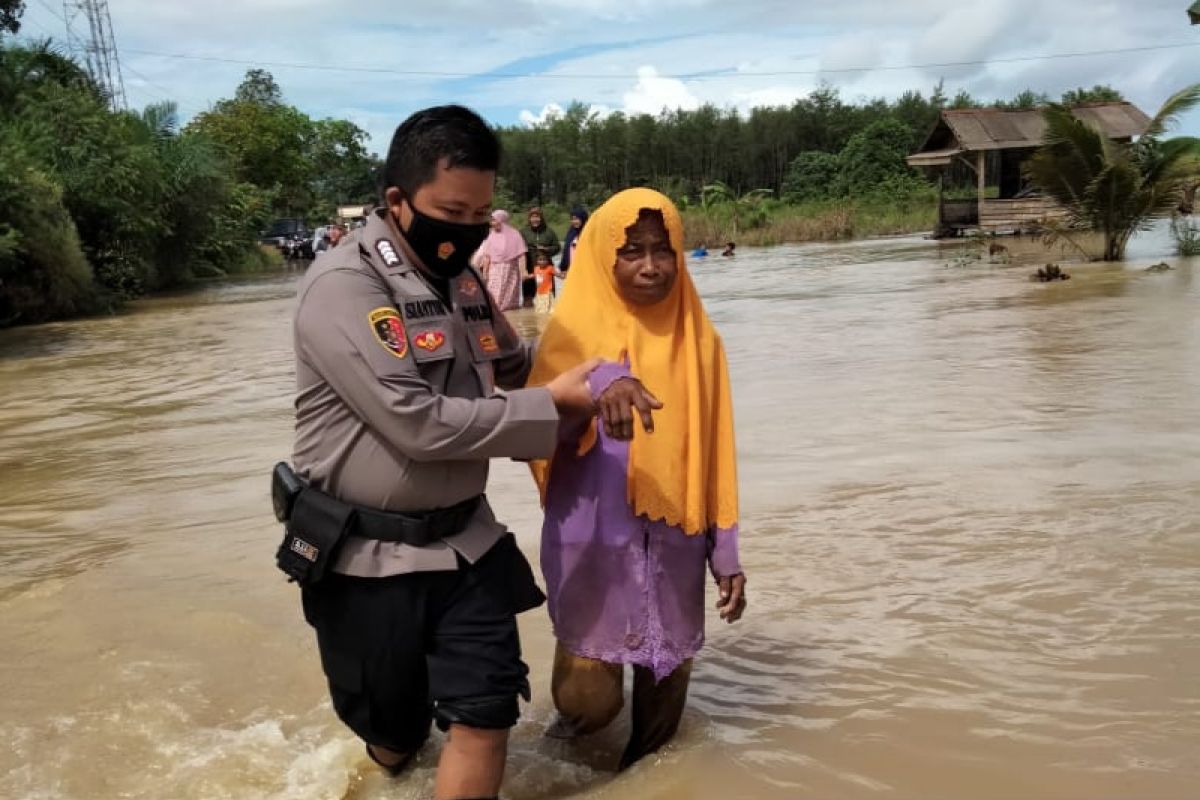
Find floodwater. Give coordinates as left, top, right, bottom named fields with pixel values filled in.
left=1, top=232, right=1198, bottom=800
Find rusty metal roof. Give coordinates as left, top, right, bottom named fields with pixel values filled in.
left=909, top=102, right=1151, bottom=158
left=907, top=147, right=963, bottom=167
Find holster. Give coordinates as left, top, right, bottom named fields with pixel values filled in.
left=270, top=461, right=482, bottom=587
left=271, top=461, right=304, bottom=522
left=275, top=488, right=355, bottom=587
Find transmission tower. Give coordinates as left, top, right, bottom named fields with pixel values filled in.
left=63, top=0, right=127, bottom=110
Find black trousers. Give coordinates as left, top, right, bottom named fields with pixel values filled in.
left=301, top=534, right=545, bottom=752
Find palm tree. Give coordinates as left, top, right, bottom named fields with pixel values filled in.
left=1026, top=84, right=1200, bottom=261
left=700, top=181, right=772, bottom=232
left=0, top=39, right=96, bottom=109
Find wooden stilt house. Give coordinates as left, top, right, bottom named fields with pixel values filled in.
left=907, top=103, right=1151, bottom=237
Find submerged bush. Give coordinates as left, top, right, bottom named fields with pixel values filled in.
left=1172, top=216, right=1200, bottom=256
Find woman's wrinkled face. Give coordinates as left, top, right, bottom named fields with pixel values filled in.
left=489, top=218, right=502, bottom=232
left=613, top=210, right=677, bottom=306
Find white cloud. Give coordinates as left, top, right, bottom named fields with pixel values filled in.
left=17, top=0, right=1197, bottom=153
left=519, top=103, right=566, bottom=126
left=622, top=66, right=701, bottom=115
left=518, top=102, right=614, bottom=127
left=729, top=85, right=810, bottom=110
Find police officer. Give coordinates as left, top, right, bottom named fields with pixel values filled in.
left=289, top=106, right=644, bottom=800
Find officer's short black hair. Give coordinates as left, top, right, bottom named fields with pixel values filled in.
left=380, top=105, right=501, bottom=202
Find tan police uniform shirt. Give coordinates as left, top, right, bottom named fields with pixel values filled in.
left=292, top=209, right=559, bottom=577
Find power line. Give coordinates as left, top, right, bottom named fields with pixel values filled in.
left=118, top=40, right=1200, bottom=81
left=121, top=61, right=204, bottom=113
left=32, top=0, right=67, bottom=25
left=19, top=12, right=60, bottom=39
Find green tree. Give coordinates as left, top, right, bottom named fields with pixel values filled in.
left=234, top=68, right=283, bottom=105
left=186, top=69, right=316, bottom=216
left=0, top=38, right=96, bottom=105
left=890, top=87, right=943, bottom=149
left=496, top=84, right=948, bottom=207
left=0, top=41, right=379, bottom=326
left=700, top=181, right=772, bottom=231
left=836, top=118, right=919, bottom=196
left=998, top=89, right=1051, bottom=110
left=3, top=43, right=164, bottom=295
left=1061, top=85, right=1124, bottom=106
left=1, top=0, right=23, bottom=35
left=309, top=117, right=378, bottom=216
left=0, top=135, right=99, bottom=324
left=1026, top=84, right=1200, bottom=261
left=782, top=151, right=839, bottom=202
left=949, top=90, right=978, bottom=109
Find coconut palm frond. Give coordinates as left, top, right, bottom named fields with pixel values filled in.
left=1141, top=138, right=1200, bottom=191
left=1027, top=106, right=1107, bottom=209
left=1140, top=83, right=1200, bottom=141
left=140, top=101, right=179, bottom=142
left=1147, top=136, right=1200, bottom=166
left=1043, top=104, right=1107, bottom=175
left=1027, top=142, right=1091, bottom=212
left=1028, top=86, right=1200, bottom=260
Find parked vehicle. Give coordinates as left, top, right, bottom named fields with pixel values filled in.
left=260, top=218, right=313, bottom=260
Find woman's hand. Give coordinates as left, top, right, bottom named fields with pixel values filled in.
left=716, top=573, right=747, bottom=623
left=597, top=377, right=663, bottom=441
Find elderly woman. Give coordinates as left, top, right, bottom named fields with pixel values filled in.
left=528, top=187, right=747, bottom=769
left=472, top=209, right=526, bottom=311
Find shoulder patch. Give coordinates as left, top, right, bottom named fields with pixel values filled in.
left=368, top=307, right=408, bottom=358
left=375, top=238, right=401, bottom=267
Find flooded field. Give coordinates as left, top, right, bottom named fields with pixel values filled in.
left=1, top=232, right=1197, bottom=799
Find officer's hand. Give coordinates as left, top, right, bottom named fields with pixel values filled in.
left=598, top=378, right=663, bottom=441
left=547, top=358, right=602, bottom=417
left=716, top=573, right=747, bottom=623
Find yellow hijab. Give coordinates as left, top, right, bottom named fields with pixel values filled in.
left=527, top=187, right=738, bottom=535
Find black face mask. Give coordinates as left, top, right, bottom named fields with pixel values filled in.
left=399, top=200, right=489, bottom=279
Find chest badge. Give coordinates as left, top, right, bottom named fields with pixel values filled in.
left=456, top=276, right=479, bottom=297
left=413, top=330, right=447, bottom=352
left=477, top=332, right=500, bottom=353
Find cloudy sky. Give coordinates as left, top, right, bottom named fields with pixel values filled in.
left=19, top=0, right=1200, bottom=153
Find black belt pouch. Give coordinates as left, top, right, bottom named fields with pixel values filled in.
left=275, top=490, right=355, bottom=587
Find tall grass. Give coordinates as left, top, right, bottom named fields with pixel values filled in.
left=530, top=195, right=937, bottom=250
left=681, top=197, right=936, bottom=248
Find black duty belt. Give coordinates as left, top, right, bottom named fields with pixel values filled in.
left=351, top=493, right=482, bottom=547
left=272, top=461, right=481, bottom=547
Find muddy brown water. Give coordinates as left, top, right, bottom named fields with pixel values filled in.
left=1, top=233, right=1197, bottom=799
